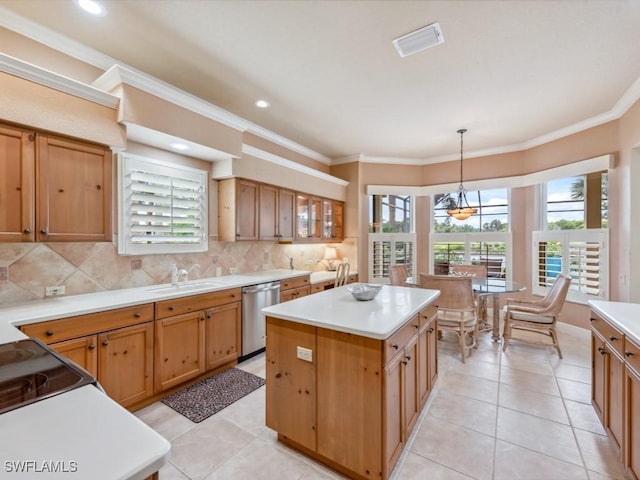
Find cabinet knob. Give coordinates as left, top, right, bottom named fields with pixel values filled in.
left=23, top=228, right=31, bottom=234
left=231, top=293, right=236, bottom=298
left=45, top=329, right=54, bottom=336
left=88, top=344, right=96, bottom=350
left=134, top=312, right=142, bottom=318
left=402, top=360, right=408, bottom=365
left=392, top=344, right=399, bottom=350
left=413, top=324, right=419, bottom=330
left=428, top=327, right=435, bottom=333
left=58, top=189, right=64, bottom=193
left=405, top=355, right=411, bottom=361
left=168, top=306, right=174, bottom=311
left=626, top=351, right=635, bottom=357
left=96, top=185, right=102, bottom=190
left=102, top=340, right=109, bottom=347
left=40, top=228, right=48, bottom=234
left=609, top=336, right=618, bottom=342
left=597, top=346, right=607, bottom=355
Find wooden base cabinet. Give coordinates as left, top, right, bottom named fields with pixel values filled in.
left=205, top=302, right=241, bottom=371
left=266, top=303, right=438, bottom=480
left=280, top=275, right=311, bottom=303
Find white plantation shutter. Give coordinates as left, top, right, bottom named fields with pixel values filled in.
left=368, top=233, right=416, bottom=284
left=119, top=154, right=208, bottom=254
left=532, top=229, right=608, bottom=302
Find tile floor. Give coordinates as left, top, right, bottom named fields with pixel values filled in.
left=136, top=322, right=627, bottom=480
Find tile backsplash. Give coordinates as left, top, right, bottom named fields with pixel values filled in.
left=0, top=240, right=357, bottom=307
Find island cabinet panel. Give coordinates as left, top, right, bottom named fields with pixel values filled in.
left=154, top=311, right=206, bottom=392
left=317, top=330, right=383, bottom=479
left=265, top=317, right=317, bottom=451
left=626, top=346, right=640, bottom=480
left=418, top=306, right=438, bottom=406
left=98, top=322, right=154, bottom=408
left=384, top=351, right=403, bottom=475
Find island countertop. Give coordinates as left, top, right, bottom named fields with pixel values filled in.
left=262, top=284, right=440, bottom=340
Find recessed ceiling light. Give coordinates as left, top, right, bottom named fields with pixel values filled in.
left=75, top=0, right=106, bottom=16
left=393, top=22, right=444, bottom=58
left=169, top=142, right=189, bottom=151
left=255, top=100, right=270, bottom=109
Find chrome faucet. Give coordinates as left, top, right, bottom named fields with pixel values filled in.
left=289, top=257, right=294, bottom=270
left=172, top=263, right=201, bottom=285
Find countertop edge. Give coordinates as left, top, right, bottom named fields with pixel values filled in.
left=589, top=300, right=640, bottom=346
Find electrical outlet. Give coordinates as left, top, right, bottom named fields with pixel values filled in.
left=215, top=266, right=222, bottom=277
left=262, top=264, right=270, bottom=271
left=296, top=346, right=313, bottom=362
left=45, top=285, right=65, bottom=297
left=230, top=267, right=238, bottom=274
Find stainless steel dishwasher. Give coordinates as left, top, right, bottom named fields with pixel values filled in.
left=241, top=280, right=281, bottom=358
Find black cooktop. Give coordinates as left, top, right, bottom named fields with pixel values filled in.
left=0, top=338, right=96, bottom=415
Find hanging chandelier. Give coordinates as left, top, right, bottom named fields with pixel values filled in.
left=447, top=128, right=477, bottom=221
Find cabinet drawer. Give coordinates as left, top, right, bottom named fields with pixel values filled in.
left=19, top=304, right=154, bottom=344
left=155, top=288, right=241, bottom=319
left=419, top=304, right=438, bottom=328
left=591, top=313, right=624, bottom=357
left=311, top=283, right=324, bottom=294
left=384, top=315, right=420, bottom=364
left=280, top=275, right=310, bottom=290
left=625, top=338, right=640, bottom=375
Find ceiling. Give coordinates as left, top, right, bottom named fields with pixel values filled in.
left=2, top=0, right=640, bottom=163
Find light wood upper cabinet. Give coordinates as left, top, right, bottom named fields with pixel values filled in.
left=322, top=199, right=344, bottom=242
left=219, top=178, right=259, bottom=241
left=0, top=122, right=112, bottom=243
left=259, top=184, right=295, bottom=242
left=296, top=193, right=322, bottom=241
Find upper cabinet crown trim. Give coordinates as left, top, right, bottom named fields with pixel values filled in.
left=0, top=53, right=119, bottom=109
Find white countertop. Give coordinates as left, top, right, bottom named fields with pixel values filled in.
left=0, top=269, right=313, bottom=479
left=589, top=300, right=640, bottom=345
left=263, top=285, right=440, bottom=340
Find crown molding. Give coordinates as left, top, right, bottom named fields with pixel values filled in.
left=242, top=145, right=348, bottom=186
left=244, top=125, right=332, bottom=165
left=0, top=53, right=119, bottom=108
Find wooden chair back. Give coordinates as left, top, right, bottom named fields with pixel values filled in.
left=419, top=274, right=475, bottom=311
left=388, top=265, right=409, bottom=286
left=335, top=262, right=350, bottom=287
left=450, top=264, right=487, bottom=278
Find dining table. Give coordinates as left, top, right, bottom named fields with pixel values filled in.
left=406, top=276, right=526, bottom=341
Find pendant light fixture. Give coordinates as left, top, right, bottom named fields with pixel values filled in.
left=447, top=128, right=477, bottom=221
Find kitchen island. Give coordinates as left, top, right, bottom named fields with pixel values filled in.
left=263, top=285, right=440, bottom=480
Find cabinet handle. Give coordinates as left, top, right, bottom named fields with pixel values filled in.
left=58, top=189, right=64, bottom=193
left=609, top=336, right=618, bottom=342
left=96, top=185, right=102, bottom=190
left=413, top=324, right=419, bottom=330
left=231, top=293, right=236, bottom=298
left=402, top=360, right=408, bottom=365
left=168, top=306, right=174, bottom=311
left=88, top=344, right=96, bottom=350
left=40, top=228, right=48, bottom=234
left=597, top=346, right=607, bottom=355
left=392, top=344, right=399, bottom=350
left=23, top=228, right=31, bottom=234
left=590, top=317, right=596, bottom=322
left=626, top=351, right=635, bottom=357
left=45, top=329, right=54, bottom=336
left=405, top=355, right=411, bottom=361
left=428, top=327, right=435, bottom=333
left=102, top=340, right=109, bottom=347
left=134, top=312, right=142, bottom=318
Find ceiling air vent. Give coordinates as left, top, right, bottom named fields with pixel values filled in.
left=392, top=22, right=444, bottom=58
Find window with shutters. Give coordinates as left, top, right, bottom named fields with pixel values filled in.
left=118, top=153, right=208, bottom=255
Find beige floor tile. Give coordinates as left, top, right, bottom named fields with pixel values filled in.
left=554, top=363, right=592, bottom=384
left=498, top=383, right=569, bottom=424
left=217, top=387, right=267, bottom=436
left=565, top=399, right=607, bottom=435
left=469, top=343, right=503, bottom=365
left=494, top=440, right=588, bottom=480
left=439, top=371, right=499, bottom=404
left=158, top=462, right=190, bottom=479
left=135, top=402, right=196, bottom=441
left=392, top=451, right=474, bottom=480
left=427, top=389, right=498, bottom=436
left=203, top=436, right=339, bottom=480
left=170, top=415, right=255, bottom=480
left=496, top=407, right=582, bottom=466
left=410, top=415, right=495, bottom=480
left=558, top=378, right=593, bottom=404
left=237, top=352, right=267, bottom=378
left=500, top=351, right=554, bottom=376
left=447, top=357, right=501, bottom=382
left=499, top=366, right=561, bottom=397
left=586, top=470, right=626, bottom=480
left=573, top=429, right=626, bottom=479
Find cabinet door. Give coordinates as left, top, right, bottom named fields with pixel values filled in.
left=0, top=124, right=35, bottom=242
left=277, top=188, right=295, bottom=241
left=99, top=322, right=153, bottom=408
left=236, top=179, right=259, bottom=240
left=384, top=352, right=404, bottom=475
left=626, top=365, right=640, bottom=479
left=403, top=334, right=420, bottom=435
left=259, top=183, right=278, bottom=240
left=309, top=197, right=322, bottom=239
left=205, top=302, right=241, bottom=371
left=322, top=200, right=344, bottom=242
left=332, top=201, right=344, bottom=240
left=155, top=311, right=205, bottom=392
left=280, top=289, right=297, bottom=303
left=608, top=348, right=625, bottom=451
left=296, top=193, right=310, bottom=240
left=36, top=135, right=111, bottom=242
left=51, top=335, right=98, bottom=377
left=427, top=319, right=438, bottom=390
left=592, top=331, right=606, bottom=422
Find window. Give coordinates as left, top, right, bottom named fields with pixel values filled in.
left=431, top=188, right=511, bottom=279
left=534, top=172, right=609, bottom=302
left=118, top=153, right=208, bottom=255
left=368, top=194, right=415, bottom=283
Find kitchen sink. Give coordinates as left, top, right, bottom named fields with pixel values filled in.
left=146, top=281, right=224, bottom=294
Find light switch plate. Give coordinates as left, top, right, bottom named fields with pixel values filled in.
left=297, top=346, right=313, bottom=362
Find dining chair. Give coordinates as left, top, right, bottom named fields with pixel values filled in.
left=388, top=265, right=409, bottom=286
left=335, top=262, right=350, bottom=287
left=502, top=273, right=571, bottom=358
left=419, top=273, right=478, bottom=363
